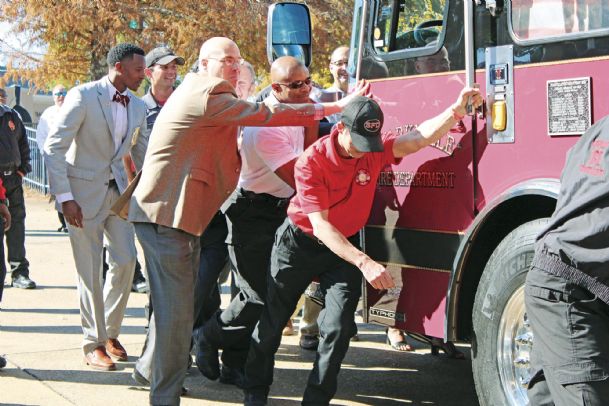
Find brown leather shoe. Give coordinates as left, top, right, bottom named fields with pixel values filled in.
left=84, top=347, right=116, bottom=371
left=105, top=338, right=128, bottom=361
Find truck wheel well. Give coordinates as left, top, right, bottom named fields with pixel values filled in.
left=455, top=194, right=556, bottom=341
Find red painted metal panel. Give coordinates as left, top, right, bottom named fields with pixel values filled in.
left=366, top=56, right=609, bottom=337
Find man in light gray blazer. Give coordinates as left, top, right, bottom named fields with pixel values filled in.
left=44, top=43, right=147, bottom=371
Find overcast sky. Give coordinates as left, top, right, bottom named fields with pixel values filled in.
left=0, top=21, right=46, bottom=66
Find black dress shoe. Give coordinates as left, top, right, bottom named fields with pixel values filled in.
left=11, top=274, right=36, bottom=289
left=195, top=334, right=220, bottom=380
left=219, top=364, right=244, bottom=388
left=299, top=334, right=319, bottom=350
left=0, top=355, right=6, bottom=369
left=244, top=390, right=268, bottom=406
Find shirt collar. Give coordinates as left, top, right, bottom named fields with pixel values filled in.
left=326, top=127, right=356, bottom=167
left=142, top=91, right=161, bottom=110
left=106, top=76, right=128, bottom=97
left=328, top=84, right=347, bottom=95
left=265, top=92, right=280, bottom=106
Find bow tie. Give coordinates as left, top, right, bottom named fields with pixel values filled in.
left=112, top=91, right=130, bottom=107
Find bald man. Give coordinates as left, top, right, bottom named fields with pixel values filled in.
left=118, top=37, right=369, bottom=405
left=196, top=56, right=319, bottom=387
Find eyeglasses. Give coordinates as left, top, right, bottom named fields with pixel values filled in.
left=207, top=57, right=244, bottom=67
left=275, top=77, right=312, bottom=90
left=53, top=91, right=67, bottom=97
left=330, top=60, right=349, bottom=67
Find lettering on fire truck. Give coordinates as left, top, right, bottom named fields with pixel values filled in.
left=369, top=307, right=406, bottom=322
left=378, top=170, right=456, bottom=188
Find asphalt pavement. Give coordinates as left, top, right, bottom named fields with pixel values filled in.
left=0, top=191, right=479, bottom=405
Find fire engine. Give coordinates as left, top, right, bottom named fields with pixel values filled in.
left=268, top=1, right=609, bottom=404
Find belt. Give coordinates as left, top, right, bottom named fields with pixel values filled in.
left=532, top=247, right=579, bottom=275
left=238, top=188, right=290, bottom=209
left=530, top=248, right=594, bottom=301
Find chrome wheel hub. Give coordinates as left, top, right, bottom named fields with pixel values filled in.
left=497, top=285, right=532, bottom=406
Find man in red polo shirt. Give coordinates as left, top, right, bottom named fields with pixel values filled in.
left=242, top=87, right=483, bottom=405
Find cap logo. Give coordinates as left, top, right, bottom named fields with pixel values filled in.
left=363, top=119, right=381, bottom=132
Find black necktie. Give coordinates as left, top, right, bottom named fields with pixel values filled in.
left=112, top=91, right=130, bottom=107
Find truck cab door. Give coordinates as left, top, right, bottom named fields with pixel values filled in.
left=356, top=0, right=478, bottom=340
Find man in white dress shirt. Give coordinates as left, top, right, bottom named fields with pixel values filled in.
left=37, top=84, right=69, bottom=232
left=196, top=56, right=318, bottom=386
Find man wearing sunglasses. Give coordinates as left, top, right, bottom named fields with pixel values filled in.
left=115, top=36, right=370, bottom=405
left=195, top=56, right=318, bottom=387
left=37, top=84, right=69, bottom=233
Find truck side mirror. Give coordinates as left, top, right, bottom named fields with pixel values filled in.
left=267, top=2, right=312, bottom=67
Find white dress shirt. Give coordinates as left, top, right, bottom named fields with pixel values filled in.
left=36, top=104, right=60, bottom=153
left=106, top=77, right=129, bottom=154
left=238, top=94, right=304, bottom=198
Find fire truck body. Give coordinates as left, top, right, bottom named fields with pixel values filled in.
left=351, top=0, right=609, bottom=404
left=267, top=0, right=609, bottom=403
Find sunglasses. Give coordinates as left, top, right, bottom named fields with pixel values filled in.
left=276, top=77, right=312, bottom=90
left=53, top=91, right=67, bottom=97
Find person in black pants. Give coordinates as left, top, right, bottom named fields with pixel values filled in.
left=243, top=88, right=482, bottom=405
left=196, top=56, right=319, bottom=386
left=525, top=115, right=609, bottom=405
left=0, top=101, right=35, bottom=289
left=0, top=177, right=11, bottom=368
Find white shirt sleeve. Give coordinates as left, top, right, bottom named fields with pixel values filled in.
left=55, top=192, right=74, bottom=203
left=254, top=126, right=303, bottom=172
left=36, top=108, right=51, bottom=153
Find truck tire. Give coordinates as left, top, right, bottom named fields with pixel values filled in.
left=472, top=218, right=549, bottom=406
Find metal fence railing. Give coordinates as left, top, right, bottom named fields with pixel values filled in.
left=24, top=126, right=50, bottom=195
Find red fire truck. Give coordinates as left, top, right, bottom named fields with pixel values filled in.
left=268, top=1, right=609, bottom=404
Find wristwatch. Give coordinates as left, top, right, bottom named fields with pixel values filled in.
left=0, top=199, right=8, bottom=206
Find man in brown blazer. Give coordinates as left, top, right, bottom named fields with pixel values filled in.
left=122, top=36, right=368, bottom=405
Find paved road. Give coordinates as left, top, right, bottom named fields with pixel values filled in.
left=0, top=192, right=479, bottom=405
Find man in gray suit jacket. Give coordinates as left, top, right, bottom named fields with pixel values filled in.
left=44, top=43, right=147, bottom=371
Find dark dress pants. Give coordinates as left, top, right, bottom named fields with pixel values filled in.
left=193, top=211, right=229, bottom=341
left=0, top=216, right=5, bottom=301
left=243, top=220, right=362, bottom=405
left=526, top=265, right=609, bottom=406
left=1, top=173, right=29, bottom=279
left=202, top=192, right=287, bottom=369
